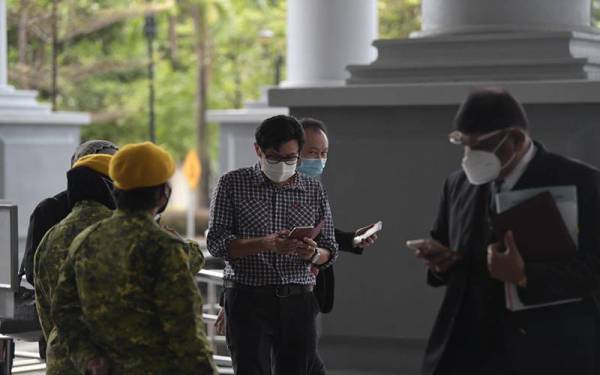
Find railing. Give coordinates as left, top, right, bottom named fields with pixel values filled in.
left=2, top=341, right=45, bottom=375
left=1, top=268, right=232, bottom=375
left=197, top=268, right=232, bottom=372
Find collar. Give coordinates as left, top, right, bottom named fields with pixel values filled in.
left=113, top=208, right=157, bottom=224
left=72, top=200, right=109, bottom=211
left=252, top=163, right=306, bottom=191
left=499, top=140, right=537, bottom=192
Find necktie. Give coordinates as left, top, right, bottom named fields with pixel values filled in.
left=487, top=179, right=504, bottom=243
left=489, top=179, right=505, bottom=214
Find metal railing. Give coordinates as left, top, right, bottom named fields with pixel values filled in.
left=197, top=268, right=232, bottom=372
left=1, top=268, right=231, bottom=375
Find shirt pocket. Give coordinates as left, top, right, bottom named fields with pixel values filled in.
left=237, top=199, right=270, bottom=230
left=287, top=203, right=316, bottom=229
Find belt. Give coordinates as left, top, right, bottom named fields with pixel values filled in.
left=223, top=280, right=313, bottom=298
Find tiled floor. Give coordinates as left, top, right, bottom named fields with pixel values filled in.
left=9, top=340, right=235, bottom=375
left=11, top=340, right=45, bottom=374
left=8, top=341, right=400, bottom=375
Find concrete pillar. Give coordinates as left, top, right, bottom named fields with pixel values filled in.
left=271, top=1, right=600, bottom=374
left=284, top=0, right=378, bottom=87
left=0, top=0, right=90, bottom=261
left=0, top=0, right=8, bottom=88
left=420, top=0, right=593, bottom=36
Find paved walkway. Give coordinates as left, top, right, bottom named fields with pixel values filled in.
left=11, top=340, right=45, bottom=374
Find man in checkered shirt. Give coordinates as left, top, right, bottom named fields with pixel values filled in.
left=207, top=115, right=338, bottom=375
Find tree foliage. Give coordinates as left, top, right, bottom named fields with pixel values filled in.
left=7, top=0, right=423, bottom=205
left=7, top=0, right=287, bottom=165
left=6, top=0, right=420, bottom=162
left=379, top=0, right=421, bottom=39
left=10, top=0, right=600, bottom=166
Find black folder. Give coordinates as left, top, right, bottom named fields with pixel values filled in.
left=492, top=191, right=576, bottom=262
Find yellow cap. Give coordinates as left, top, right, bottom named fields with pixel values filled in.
left=72, top=154, right=113, bottom=176
left=109, top=142, right=176, bottom=190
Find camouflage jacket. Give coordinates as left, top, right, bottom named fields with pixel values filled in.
left=51, top=209, right=218, bottom=375
left=34, top=200, right=113, bottom=375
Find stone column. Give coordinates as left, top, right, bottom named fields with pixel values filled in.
left=420, top=0, right=593, bottom=36
left=270, top=1, right=600, bottom=374
left=0, top=0, right=8, bottom=89
left=284, top=0, right=378, bottom=87
left=0, top=0, right=90, bottom=263
left=345, top=0, right=600, bottom=84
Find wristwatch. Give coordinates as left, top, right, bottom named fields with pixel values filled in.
left=310, top=247, right=321, bottom=265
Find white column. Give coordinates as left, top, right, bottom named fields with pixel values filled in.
left=284, top=0, right=378, bottom=87
left=0, top=0, right=7, bottom=88
left=420, top=0, right=592, bottom=36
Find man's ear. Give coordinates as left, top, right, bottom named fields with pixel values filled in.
left=512, top=128, right=528, bottom=152
left=254, top=143, right=262, bottom=158
left=156, top=189, right=166, bottom=206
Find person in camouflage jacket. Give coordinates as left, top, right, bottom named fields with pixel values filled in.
left=51, top=142, right=218, bottom=375
left=35, top=154, right=116, bottom=375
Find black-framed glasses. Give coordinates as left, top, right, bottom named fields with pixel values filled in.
left=264, top=155, right=300, bottom=166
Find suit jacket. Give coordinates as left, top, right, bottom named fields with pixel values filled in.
left=314, top=229, right=363, bottom=313
left=422, top=143, right=600, bottom=375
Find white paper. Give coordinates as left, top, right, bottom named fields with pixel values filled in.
left=495, top=185, right=582, bottom=311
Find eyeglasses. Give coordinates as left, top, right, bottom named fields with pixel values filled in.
left=448, top=128, right=512, bottom=147
left=264, top=155, right=300, bottom=166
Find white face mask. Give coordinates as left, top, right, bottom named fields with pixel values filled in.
left=461, top=132, right=515, bottom=185
left=260, top=157, right=297, bottom=183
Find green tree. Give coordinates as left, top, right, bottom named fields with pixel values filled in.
left=379, top=0, right=421, bottom=39
left=7, top=0, right=286, bottom=205
left=7, top=0, right=421, bottom=205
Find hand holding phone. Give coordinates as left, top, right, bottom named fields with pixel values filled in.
left=353, top=221, right=383, bottom=247
left=264, top=230, right=299, bottom=255
left=288, top=220, right=325, bottom=240
left=406, top=238, right=461, bottom=273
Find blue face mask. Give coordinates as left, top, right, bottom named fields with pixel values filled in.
left=298, top=158, right=327, bottom=177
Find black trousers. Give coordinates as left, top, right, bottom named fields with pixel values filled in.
left=434, top=282, right=518, bottom=375
left=310, top=347, right=326, bottom=375
left=225, top=287, right=323, bottom=375
left=435, top=339, right=517, bottom=375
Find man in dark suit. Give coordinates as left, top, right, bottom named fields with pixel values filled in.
left=297, top=118, right=378, bottom=314
left=411, top=88, right=600, bottom=375
left=297, top=118, right=379, bottom=375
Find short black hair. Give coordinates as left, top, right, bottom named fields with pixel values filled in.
left=114, top=184, right=167, bottom=211
left=454, top=87, right=529, bottom=134
left=299, top=118, right=328, bottom=135
left=255, top=115, right=305, bottom=152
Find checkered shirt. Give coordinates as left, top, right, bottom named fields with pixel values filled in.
left=207, top=164, right=338, bottom=286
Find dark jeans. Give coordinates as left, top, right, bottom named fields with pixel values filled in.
left=225, top=287, right=322, bottom=375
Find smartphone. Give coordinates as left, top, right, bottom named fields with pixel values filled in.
left=353, top=221, right=383, bottom=246
left=288, top=220, right=325, bottom=240
left=406, top=239, right=449, bottom=257
left=406, top=239, right=431, bottom=251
